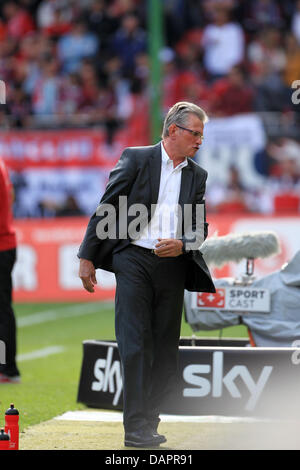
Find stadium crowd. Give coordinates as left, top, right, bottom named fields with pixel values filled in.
left=0, top=0, right=299, bottom=216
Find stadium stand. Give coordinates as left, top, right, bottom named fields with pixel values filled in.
left=0, top=0, right=299, bottom=217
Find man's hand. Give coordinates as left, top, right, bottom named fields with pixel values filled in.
left=79, top=258, right=97, bottom=293
left=154, top=239, right=183, bottom=257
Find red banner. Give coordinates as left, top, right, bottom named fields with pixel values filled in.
left=13, top=217, right=115, bottom=302
left=0, top=129, right=133, bottom=170
left=12, top=214, right=300, bottom=302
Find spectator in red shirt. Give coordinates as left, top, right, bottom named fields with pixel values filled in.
left=43, top=6, right=72, bottom=39
left=209, top=64, right=255, bottom=116
left=2, top=1, right=35, bottom=40
left=0, top=158, right=20, bottom=383
left=0, top=17, right=7, bottom=41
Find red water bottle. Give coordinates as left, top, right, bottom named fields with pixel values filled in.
left=0, top=429, right=10, bottom=450
left=5, top=404, right=19, bottom=450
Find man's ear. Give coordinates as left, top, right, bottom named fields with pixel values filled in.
left=168, top=123, right=177, bottom=137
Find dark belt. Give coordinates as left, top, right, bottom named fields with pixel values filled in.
left=130, top=244, right=156, bottom=255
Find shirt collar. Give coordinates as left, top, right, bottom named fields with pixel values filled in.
left=161, top=142, right=188, bottom=169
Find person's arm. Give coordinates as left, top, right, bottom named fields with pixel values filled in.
left=78, top=149, right=137, bottom=292
left=154, top=239, right=184, bottom=257
left=78, top=148, right=137, bottom=261
left=79, top=258, right=97, bottom=293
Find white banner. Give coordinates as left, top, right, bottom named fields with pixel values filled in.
left=196, top=113, right=267, bottom=189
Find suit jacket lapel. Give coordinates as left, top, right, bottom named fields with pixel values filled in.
left=176, top=162, right=193, bottom=238
left=149, top=142, right=162, bottom=204
left=178, top=161, right=193, bottom=210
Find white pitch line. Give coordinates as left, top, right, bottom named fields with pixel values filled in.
left=55, top=410, right=270, bottom=424
left=17, top=301, right=114, bottom=328
left=17, top=346, right=65, bottom=362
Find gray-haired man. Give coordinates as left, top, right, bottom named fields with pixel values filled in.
left=78, top=102, right=215, bottom=447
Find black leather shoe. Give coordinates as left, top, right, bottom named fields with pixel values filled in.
left=124, top=430, right=163, bottom=448
left=148, top=428, right=167, bottom=444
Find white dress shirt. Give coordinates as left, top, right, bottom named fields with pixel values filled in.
left=131, top=142, right=188, bottom=250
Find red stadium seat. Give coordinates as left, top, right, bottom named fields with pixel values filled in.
left=273, top=193, right=300, bottom=213
left=216, top=201, right=249, bottom=214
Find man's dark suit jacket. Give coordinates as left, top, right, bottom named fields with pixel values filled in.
left=78, top=142, right=215, bottom=293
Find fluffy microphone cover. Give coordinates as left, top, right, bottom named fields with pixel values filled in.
left=200, top=231, right=281, bottom=267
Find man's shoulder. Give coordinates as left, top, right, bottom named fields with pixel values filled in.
left=122, top=143, right=161, bottom=161
left=187, top=157, right=208, bottom=178
left=124, top=142, right=160, bottom=153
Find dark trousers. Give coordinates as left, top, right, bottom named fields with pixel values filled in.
left=112, top=244, right=187, bottom=433
left=0, top=248, right=19, bottom=377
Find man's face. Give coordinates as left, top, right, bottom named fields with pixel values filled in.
left=173, top=114, right=204, bottom=158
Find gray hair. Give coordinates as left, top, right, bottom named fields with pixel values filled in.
left=162, top=101, right=209, bottom=138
